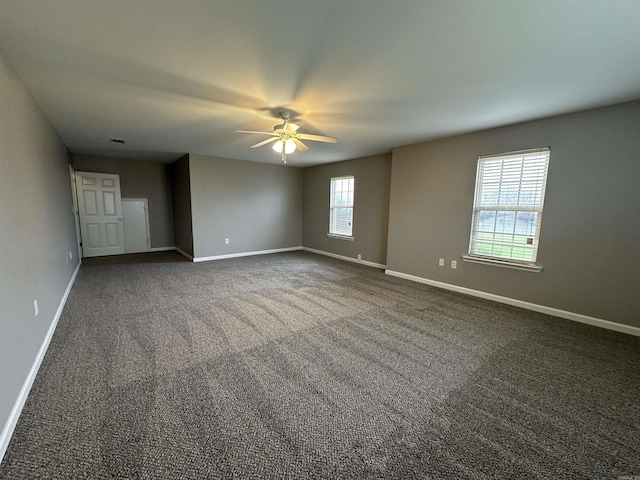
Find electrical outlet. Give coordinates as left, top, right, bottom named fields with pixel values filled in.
left=225, top=238, right=230, bottom=244
left=33, top=300, right=39, bottom=316
left=451, top=260, right=457, bottom=269
left=438, top=258, right=444, bottom=266
left=357, top=254, right=362, bottom=261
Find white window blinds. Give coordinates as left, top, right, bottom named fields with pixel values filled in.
left=329, top=176, right=354, bottom=237
left=469, top=148, right=550, bottom=264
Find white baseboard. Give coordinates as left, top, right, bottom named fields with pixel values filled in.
left=0, top=261, right=81, bottom=463
left=193, top=246, right=302, bottom=263
left=175, top=247, right=194, bottom=261
left=149, top=246, right=176, bottom=252
left=302, top=247, right=386, bottom=269
left=384, top=270, right=640, bottom=337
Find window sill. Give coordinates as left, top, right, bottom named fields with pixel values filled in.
left=327, top=234, right=354, bottom=241
left=462, top=255, right=543, bottom=273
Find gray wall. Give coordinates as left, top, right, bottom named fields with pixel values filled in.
left=387, top=100, right=640, bottom=328
left=169, top=155, right=194, bottom=257
left=302, top=154, right=392, bottom=265
left=0, top=55, right=78, bottom=449
left=72, top=154, right=175, bottom=249
left=189, top=154, right=302, bottom=258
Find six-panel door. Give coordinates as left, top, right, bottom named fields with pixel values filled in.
left=76, top=172, right=125, bottom=257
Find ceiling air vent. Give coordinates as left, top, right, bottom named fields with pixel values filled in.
left=109, top=138, right=125, bottom=144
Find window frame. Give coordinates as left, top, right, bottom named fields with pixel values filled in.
left=328, top=175, right=355, bottom=240
left=463, top=147, right=550, bottom=272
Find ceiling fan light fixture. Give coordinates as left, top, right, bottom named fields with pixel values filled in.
left=272, top=139, right=296, bottom=154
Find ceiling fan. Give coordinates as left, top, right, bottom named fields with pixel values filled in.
left=234, top=112, right=337, bottom=164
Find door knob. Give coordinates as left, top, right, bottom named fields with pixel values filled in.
left=117, top=217, right=122, bottom=221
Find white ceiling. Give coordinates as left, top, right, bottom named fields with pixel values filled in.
left=2, top=1, right=640, bottom=167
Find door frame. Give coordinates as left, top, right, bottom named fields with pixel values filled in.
left=121, top=197, right=151, bottom=252
left=69, top=164, right=83, bottom=262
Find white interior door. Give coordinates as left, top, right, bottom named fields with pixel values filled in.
left=122, top=198, right=150, bottom=253
left=76, top=172, right=125, bottom=257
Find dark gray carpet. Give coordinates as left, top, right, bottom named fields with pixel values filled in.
left=1, top=251, right=639, bottom=479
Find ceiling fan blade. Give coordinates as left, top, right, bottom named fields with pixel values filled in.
left=283, top=122, right=300, bottom=133
left=297, top=133, right=337, bottom=143
left=234, top=130, right=278, bottom=136
left=251, top=137, right=279, bottom=148
left=292, top=138, right=309, bottom=152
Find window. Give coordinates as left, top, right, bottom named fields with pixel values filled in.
left=467, top=148, right=550, bottom=267
left=329, top=176, right=354, bottom=238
